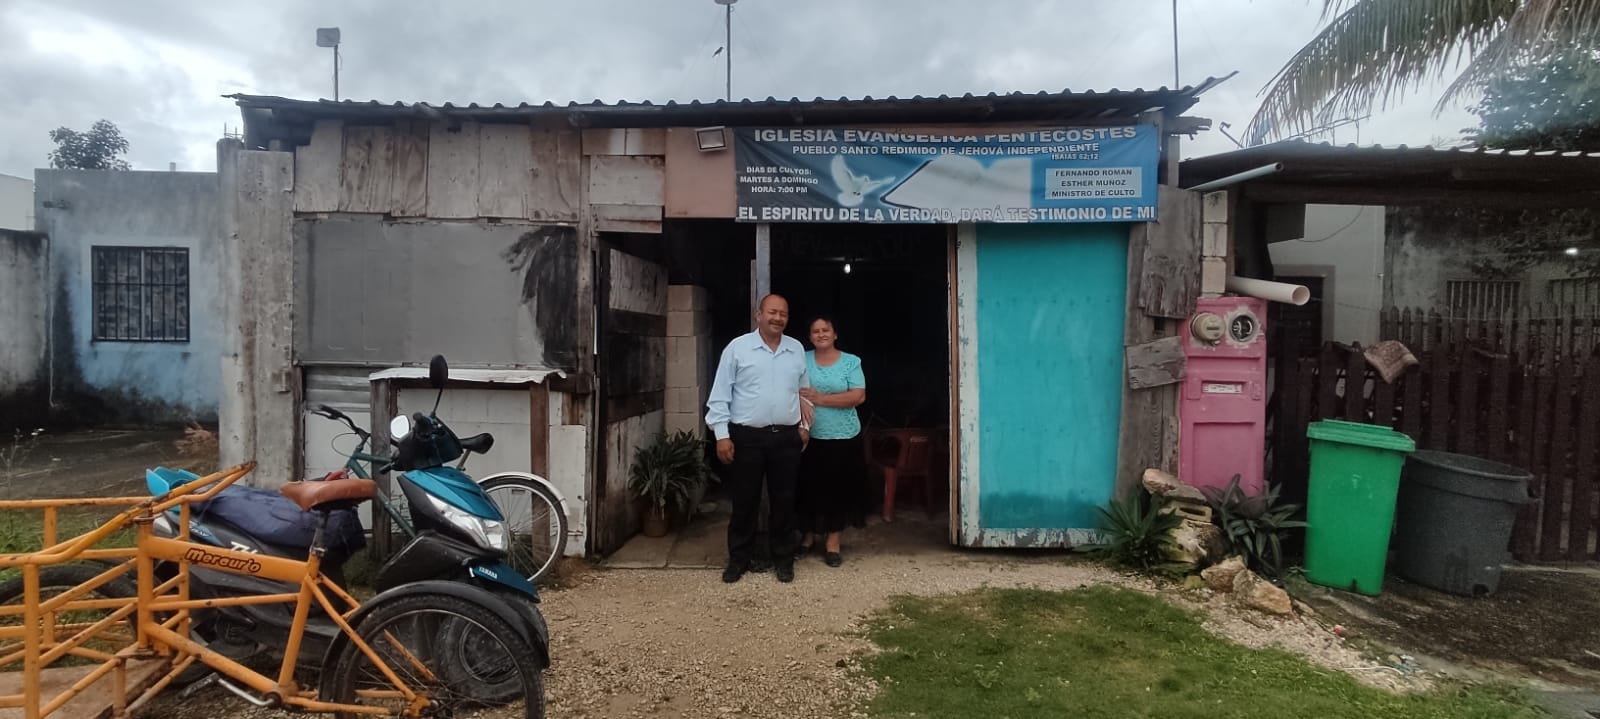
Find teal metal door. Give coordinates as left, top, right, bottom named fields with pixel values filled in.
left=955, top=223, right=1128, bottom=547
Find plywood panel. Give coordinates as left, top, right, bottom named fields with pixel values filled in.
left=426, top=122, right=481, bottom=218
left=594, top=203, right=663, bottom=233
left=1139, top=187, right=1203, bottom=319
left=607, top=248, right=667, bottom=315
left=390, top=119, right=429, bottom=216
left=478, top=124, right=531, bottom=218
left=582, top=128, right=628, bottom=156
left=589, top=155, right=664, bottom=206
left=624, top=128, right=667, bottom=155
left=528, top=127, right=580, bottom=221
left=664, top=127, right=736, bottom=219
left=1126, top=336, right=1185, bottom=389
left=294, top=119, right=342, bottom=213
left=549, top=423, right=589, bottom=556
left=339, top=125, right=394, bottom=213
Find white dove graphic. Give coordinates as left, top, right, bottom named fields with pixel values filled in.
left=830, top=156, right=894, bottom=207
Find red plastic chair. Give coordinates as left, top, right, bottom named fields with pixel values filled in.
left=868, top=428, right=946, bottom=522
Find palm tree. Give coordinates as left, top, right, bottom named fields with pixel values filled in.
left=1247, top=0, right=1600, bottom=143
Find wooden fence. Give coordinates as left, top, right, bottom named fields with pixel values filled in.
left=1272, top=306, right=1600, bottom=563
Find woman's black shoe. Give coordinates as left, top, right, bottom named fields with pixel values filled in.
left=794, top=543, right=815, bottom=561
left=823, top=551, right=842, bottom=567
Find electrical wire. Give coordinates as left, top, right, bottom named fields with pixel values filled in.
left=671, top=8, right=732, bottom=101
left=1292, top=207, right=1367, bottom=243
left=733, top=5, right=784, bottom=99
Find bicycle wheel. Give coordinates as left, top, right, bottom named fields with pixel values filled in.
left=479, top=474, right=568, bottom=584
left=324, top=593, right=545, bottom=719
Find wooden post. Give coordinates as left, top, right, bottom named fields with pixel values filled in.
left=530, top=383, right=551, bottom=478
left=369, top=378, right=397, bottom=558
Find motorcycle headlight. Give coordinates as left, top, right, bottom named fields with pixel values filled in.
left=425, top=494, right=508, bottom=551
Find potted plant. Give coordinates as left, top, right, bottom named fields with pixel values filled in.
left=629, top=430, right=716, bottom=537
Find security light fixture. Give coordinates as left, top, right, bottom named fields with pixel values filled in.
left=843, top=262, right=852, bottom=275
left=695, top=126, right=728, bottom=152
left=1567, top=247, right=1581, bottom=257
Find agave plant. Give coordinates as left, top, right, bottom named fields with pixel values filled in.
left=1201, top=474, right=1307, bottom=580
left=1084, top=493, right=1186, bottom=575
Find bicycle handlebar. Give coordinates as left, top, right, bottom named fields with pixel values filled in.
left=315, top=404, right=370, bottom=440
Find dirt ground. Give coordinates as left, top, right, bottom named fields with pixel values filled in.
left=5, top=430, right=1598, bottom=717
left=0, top=428, right=207, bottom=500
left=1293, top=565, right=1600, bottom=690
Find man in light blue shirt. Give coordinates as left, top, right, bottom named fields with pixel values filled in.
left=706, top=293, right=811, bottom=584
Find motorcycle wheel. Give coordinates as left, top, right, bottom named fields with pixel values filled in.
left=322, top=593, right=545, bottom=719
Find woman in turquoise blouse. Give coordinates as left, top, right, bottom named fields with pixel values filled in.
left=795, top=316, right=868, bottom=567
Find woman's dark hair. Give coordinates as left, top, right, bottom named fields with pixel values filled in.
left=808, top=315, right=838, bottom=333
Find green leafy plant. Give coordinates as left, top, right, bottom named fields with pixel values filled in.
left=1202, top=474, right=1307, bottom=580
left=628, top=430, right=716, bottom=516
left=1082, top=493, right=1185, bottom=575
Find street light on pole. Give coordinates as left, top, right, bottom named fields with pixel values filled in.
left=316, top=27, right=341, bottom=101
left=714, top=0, right=736, bottom=101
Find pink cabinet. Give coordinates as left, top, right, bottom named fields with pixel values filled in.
left=1179, top=296, right=1268, bottom=496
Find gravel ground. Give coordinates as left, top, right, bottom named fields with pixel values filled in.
left=143, top=535, right=1425, bottom=719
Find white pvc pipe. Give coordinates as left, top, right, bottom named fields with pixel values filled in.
left=1226, top=275, right=1310, bottom=305
left=1188, top=163, right=1284, bottom=192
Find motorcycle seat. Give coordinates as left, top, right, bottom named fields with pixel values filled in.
left=460, top=432, right=495, bottom=454
left=280, top=478, right=377, bottom=513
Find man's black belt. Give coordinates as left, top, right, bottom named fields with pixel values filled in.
left=731, top=423, right=797, bottom=433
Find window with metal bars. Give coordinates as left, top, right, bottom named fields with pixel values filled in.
left=1444, top=279, right=1520, bottom=318
left=1546, top=277, right=1600, bottom=306
left=91, top=246, right=190, bottom=342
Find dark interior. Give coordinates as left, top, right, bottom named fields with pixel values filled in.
left=663, top=220, right=952, bottom=433
left=769, top=223, right=951, bottom=431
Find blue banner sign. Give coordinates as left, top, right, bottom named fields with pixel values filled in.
left=733, top=125, right=1159, bottom=224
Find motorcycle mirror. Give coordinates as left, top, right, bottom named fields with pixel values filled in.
left=428, top=354, right=448, bottom=414
left=389, top=414, right=412, bottom=441
left=428, top=355, right=449, bottom=389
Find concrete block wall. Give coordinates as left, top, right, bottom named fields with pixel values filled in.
left=665, top=284, right=713, bottom=437
left=1201, top=191, right=1230, bottom=297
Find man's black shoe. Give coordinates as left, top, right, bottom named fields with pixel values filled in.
left=775, top=563, right=795, bottom=583
left=722, top=563, right=749, bottom=583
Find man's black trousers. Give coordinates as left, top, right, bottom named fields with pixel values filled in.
left=727, top=423, right=802, bottom=568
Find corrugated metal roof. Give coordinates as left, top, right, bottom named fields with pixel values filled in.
left=1180, top=139, right=1600, bottom=201
left=228, top=78, right=1228, bottom=148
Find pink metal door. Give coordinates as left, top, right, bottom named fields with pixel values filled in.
left=1179, top=296, right=1268, bottom=496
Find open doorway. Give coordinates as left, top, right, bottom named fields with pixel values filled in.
left=770, top=223, right=953, bottom=531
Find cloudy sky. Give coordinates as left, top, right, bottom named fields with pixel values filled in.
left=0, top=0, right=1480, bottom=179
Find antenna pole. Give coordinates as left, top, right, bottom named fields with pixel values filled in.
left=1171, top=0, right=1180, bottom=87
left=725, top=2, right=732, bottom=101
left=333, top=45, right=341, bottom=101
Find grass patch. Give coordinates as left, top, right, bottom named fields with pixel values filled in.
left=0, top=509, right=137, bottom=582
left=860, top=586, right=1541, bottom=719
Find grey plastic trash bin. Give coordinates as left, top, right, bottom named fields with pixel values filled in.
left=1392, top=450, right=1534, bottom=597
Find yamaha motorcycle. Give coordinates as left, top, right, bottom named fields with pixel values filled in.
left=147, top=355, right=547, bottom=693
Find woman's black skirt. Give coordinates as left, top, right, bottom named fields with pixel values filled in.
left=796, top=435, right=870, bottom=534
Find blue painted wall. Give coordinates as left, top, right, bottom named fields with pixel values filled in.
left=34, top=170, right=221, bottom=425
left=974, top=223, right=1127, bottom=530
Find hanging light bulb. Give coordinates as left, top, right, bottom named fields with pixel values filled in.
left=843, top=262, right=852, bottom=274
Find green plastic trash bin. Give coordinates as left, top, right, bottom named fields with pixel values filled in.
left=1303, top=420, right=1417, bottom=596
